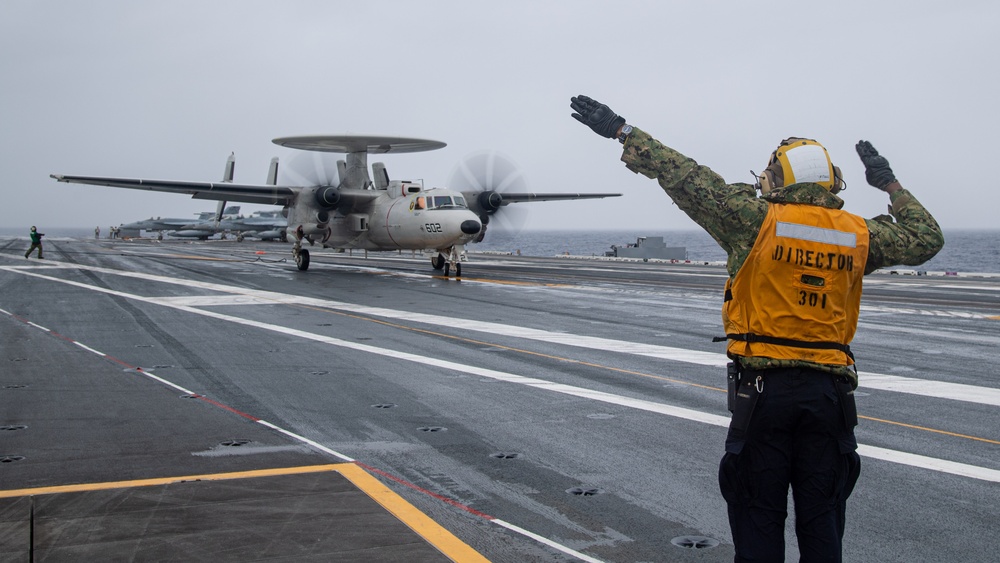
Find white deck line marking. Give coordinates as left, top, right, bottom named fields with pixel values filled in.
left=935, top=284, right=1000, bottom=291
left=255, top=420, right=355, bottom=462
left=860, top=304, right=992, bottom=319
left=492, top=519, right=605, bottom=563
left=72, top=341, right=106, bottom=356
left=4, top=262, right=1000, bottom=408
left=3, top=265, right=999, bottom=485
left=858, top=372, right=998, bottom=405
left=4, top=261, right=1000, bottom=408
left=136, top=370, right=198, bottom=396
left=147, top=295, right=280, bottom=306
left=857, top=444, right=1000, bottom=482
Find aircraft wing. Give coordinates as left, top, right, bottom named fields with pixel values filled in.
left=50, top=175, right=296, bottom=206
left=488, top=192, right=621, bottom=204
left=462, top=191, right=621, bottom=217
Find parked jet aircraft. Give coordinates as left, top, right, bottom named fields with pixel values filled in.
left=122, top=206, right=242, bottom=239
left=119, top=155, right=241, bottom=240
left=51, top=135, right=620, bottom=276
left=176, top=210, right=288, bottom=242
left=225, top=211, right=287, bottom=241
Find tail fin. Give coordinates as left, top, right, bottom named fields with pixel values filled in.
left=372, top=162, right=389, bottom=190
left=216, top=153, right=235, bottom=222
left=267, top=157, right=279, bottom=185
left=222, top=152, right=235, bottom=182
left=337, top=160, right=348, bottom=187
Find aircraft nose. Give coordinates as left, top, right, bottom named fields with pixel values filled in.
left=460, top=219, right=482, bottom=235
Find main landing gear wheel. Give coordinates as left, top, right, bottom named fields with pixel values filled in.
left=296, top=248, right=310, bottom=271
left=434, top=252, right=461, bottom=278
left=442, top=262, right=461, bottom=278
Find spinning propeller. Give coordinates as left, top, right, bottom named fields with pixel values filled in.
left=449, top=150, right=531, bottom=238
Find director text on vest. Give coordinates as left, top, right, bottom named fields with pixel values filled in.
left=771, top=245, right=854, bottom=271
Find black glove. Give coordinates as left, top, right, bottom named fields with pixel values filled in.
left=570, top=95, right=626, bottom=139
left=855, top=140, right=897, bottom=190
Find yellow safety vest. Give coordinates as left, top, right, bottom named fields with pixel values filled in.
left=723, top=203, right=869, bottom=366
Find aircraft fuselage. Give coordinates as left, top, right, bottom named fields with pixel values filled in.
left=288, top=187, right=481, bottom=253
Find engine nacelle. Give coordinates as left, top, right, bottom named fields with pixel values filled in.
left=314, top=186, right=341, bottom=208
left=297, top=223, right=327, bottom=236
left=287, top=197, right=330, bottom=235
left=478, top=190, right=503, bottom=213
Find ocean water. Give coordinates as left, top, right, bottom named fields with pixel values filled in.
left=2, top=227, right=997, bottom=274
left=473, top=228, right=1000, bottom=274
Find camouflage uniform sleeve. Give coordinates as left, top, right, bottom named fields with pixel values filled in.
left=620, top=127, right=767, bottom=275
left=864, top=188, right=945, bottom=274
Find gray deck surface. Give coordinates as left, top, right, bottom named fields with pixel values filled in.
left=0, top=301, right=452, bottom=562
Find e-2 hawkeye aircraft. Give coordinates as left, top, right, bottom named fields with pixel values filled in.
left=51, top=135, right=621, bottom=276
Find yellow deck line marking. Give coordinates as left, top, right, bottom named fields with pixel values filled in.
left=336, top=463, right=490, bottom=563
left=0, top=464, right=348, bottom=498
left=0, top=462, right=488, bottom=561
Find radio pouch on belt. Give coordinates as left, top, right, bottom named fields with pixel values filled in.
left=835, top=376, right=859, bottom=429
left=729, top=370, right=762, bottom=433
left=726, top=362, right=740, bottom=413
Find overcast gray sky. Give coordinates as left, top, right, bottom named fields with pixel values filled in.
left=2, top=1, right=997, bottom=231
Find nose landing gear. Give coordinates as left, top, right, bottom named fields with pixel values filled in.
left=432, top=246, right=464, bottom=278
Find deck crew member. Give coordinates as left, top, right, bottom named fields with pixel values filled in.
left=24, top=226, right=45, bottom=259
left=570, top=94, right=944, bottom=562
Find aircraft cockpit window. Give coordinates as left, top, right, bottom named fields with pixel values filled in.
left=428, top=195, right=466, bottom=209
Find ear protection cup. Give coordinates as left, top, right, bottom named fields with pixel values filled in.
left=830, top=165, right=843, bottom=194
left=758, top=170, right=773, bottom=193
left=758, top=157, right=784, bottom=194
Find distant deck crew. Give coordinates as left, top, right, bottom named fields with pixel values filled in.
left=24, top=226, right=45, bottom=259
left=571, top=94, right=944, bottom=562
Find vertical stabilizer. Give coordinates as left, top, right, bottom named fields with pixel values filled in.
left=337, top=160, right=348, bottom=188
left=214, top=200, right=226, bottom=223
left=267, top=157, right=279, bottom=186
left=372, top=162, right=389, bottom=190
left=217, top=152, right=235, bottom=221
left=222, top=152, right=236, bottom=182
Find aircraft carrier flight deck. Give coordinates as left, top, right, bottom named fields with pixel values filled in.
left=1, top=236, right=998, bottom=562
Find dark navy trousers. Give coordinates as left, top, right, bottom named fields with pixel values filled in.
left=719, top=367, right=861, bottom=563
